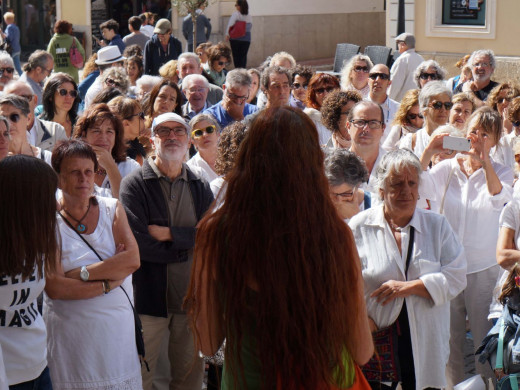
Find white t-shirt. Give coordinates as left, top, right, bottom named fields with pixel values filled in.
left=0, top=268, right=47, bottom=386
left=187, top=152, right=218, bottom=184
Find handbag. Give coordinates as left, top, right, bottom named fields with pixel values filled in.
left=495, top=319, right=520, bottom=390
left=0, top=39, right=11, bottom=55
left=229, top=20, right=246, bottom=39
left=362, top=226, right=415, bottom=383
left=59, top=212, right=150, bottom=371
left=69, top=37, right=84, bottom=69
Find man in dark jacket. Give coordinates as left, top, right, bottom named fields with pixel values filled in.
left=120, top=112, right=213, bottom=390
left=143, top=18, right=182, bottom=76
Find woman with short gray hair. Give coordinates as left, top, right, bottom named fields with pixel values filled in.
left=399, top=81, right=453, bottom=159
left=349, top=148, right=466, bottom=389
left=324, top=148, right=369, bottom=221
left=187, top=113, right=221, bottom=183
left=413, top=60, right=447, bottom=89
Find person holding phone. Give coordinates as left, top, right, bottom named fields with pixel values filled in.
left=419, top=106, right=514, bottom=387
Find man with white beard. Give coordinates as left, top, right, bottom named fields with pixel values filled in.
left=455, top=49, right=498, bottom=105
left=119, top=112, right=214, bottom=390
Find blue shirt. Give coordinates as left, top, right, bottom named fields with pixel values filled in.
left=5, top=24, right=21, bottom=53
left=109, top=34, right=126, bottom=54
left=203, top=102, right=259, bottom=129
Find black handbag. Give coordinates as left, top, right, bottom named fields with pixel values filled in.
left=59, top=212, right=150, bottom=371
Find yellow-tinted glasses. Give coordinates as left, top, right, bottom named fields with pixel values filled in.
left=191, top=125, right=216, bottom=139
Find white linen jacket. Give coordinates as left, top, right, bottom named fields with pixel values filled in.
left=349, top=206, right=467, bottom=389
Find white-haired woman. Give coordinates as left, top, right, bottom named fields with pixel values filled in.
left=187, top=114, right=221, bottom=183
left=398, top=81, right=452, bottom=158
left=324, top=148, right=369, bottom=222
left=420, top=106, right=514, bottom=386
left=349, top=148, right=466, bottom=390
left=413, top=60, right=447, bottom=89
left=340, top=54, right=374, bottom=99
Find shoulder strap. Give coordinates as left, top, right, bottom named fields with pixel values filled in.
left=411, top=132, right=417, bottom=151
left=439, top=166, right=457, bottom=215
left=404, top=226, right=415, bottom=278
left=497, top=318, right=505, bottom=371
left=58, top=212, right=136, bottom=308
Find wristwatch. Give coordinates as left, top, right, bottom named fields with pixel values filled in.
left=102, top=280, right=111, bottom=294
left=80, top=265, right=90, bottom=282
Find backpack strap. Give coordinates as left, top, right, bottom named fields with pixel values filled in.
left=497, top=318, right=505, bottom=372
left=411, top=132, right=417, bottom=151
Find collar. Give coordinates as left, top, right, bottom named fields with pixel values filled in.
left=364, top=204, right=423, bottom=234
left=143, top=157, right=197, bottom=182
left=187, top=101, right=209, bottom=116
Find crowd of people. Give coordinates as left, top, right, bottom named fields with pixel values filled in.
left=2, top=3, right=520, bottom=390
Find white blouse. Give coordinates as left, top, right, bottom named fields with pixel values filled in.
left=420, top=157, right=513, bottom=273
left=398, top=127, right=430, bottom=158
left=349, top=206, right=466, bottom=389
left=187, top=152, right=219, bottom=183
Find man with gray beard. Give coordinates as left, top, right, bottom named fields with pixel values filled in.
left=119, top=112, right=213, bottom=390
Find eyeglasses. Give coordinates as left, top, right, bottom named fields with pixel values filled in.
left=353, top=66, right=369, bottom=73
left=191, top=125, right=216, bottom=139
left=0, top=67, right=14, bottom=74
left=58, top=89, right=78, bottom=98
left=187, top=87, right=207, bottom=94
left=315, top=87, right=335, bottom=95
left=154, top=126, right=187, bottom=138
left=430, top=101, right=453, bottom=110
left=6, top=113, right=21, bottom=123
left=473, top=62, right=490, bottom=68
left=330, top=186, right=357, bottom=201
left=368, top=73, right=390, bottom=80
left=127, top=111, right=145, bottom=120
left=350, top=119, right=383, bottom=129
left=512, top=120, right=520, bottom=128
left=292, top=83, right=308, bottom=90
left=419, top=73, right=439, bottom=80
left=498, top=97, right=512, bottom=104
left=407, top=113, right=424, bottom=120
left=226, top=91, right=248, bottom=103
left=217, top=61, right=230, bottom=66
left=105, top=78, right=122, bottom=88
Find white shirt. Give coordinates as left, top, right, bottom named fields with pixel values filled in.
left=382, top=124, right=416, bottom=152
left=349, top=206, right=466, bottom=390
left=84, top=76, right=103, bottom=109
left=352, top=146, right=386, bottom=208
left=187, top=152, right=218, bottom=183
left=96, top=158, right=141, bottom=198
left=388, top=49, right=424, bottom=102
left=140, top=25, right=154, bottom=38
left=492, top=133, right=516, bottom=171
left=398, top=127, right=431, bottom=158
left=303, top=107, right=332, bottom=146
left=420, top=157, right=513, bottom=273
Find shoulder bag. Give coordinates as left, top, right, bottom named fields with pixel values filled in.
left=362, top=226, right=415, bottom=383
left=69, top=37, right=84, bottom=69
left=229, top=18, right=246, bottom=39
left=59, top=212, right=150, bottom=371
left=495, top=318, right=520, bottom=390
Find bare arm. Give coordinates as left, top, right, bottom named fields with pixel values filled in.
left=497, top=226, right=520, bottom=270
left=65, top=201, right=140, bottom=281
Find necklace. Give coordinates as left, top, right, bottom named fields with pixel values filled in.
left=62, top=199, right=91, bottom=233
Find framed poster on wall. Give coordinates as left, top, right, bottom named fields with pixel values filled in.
left=442, top=0, right=486, bottom=25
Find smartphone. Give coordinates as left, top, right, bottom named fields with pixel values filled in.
left=443, top=136, right=470, bottom=152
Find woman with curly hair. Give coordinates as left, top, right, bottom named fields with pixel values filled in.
left=321, top=90, right=362, bottom=149
left=303, top=73, right=340, bottom=145
left=186, top=107, right=374, bottom=390
left=40, top=72, right=80, bottom=137
left=73, top=103, right=140, bottom=198
left=144, top=78, right=183, bottom=136
left=47, top=20, right=85, bottom=83
left=340, top=54, right=373, bottom=99
left=203, top=43, right=232, bottom=87
left=413, top=60, right=447, bottom=89
left=382, top=89, right=423, bottom=151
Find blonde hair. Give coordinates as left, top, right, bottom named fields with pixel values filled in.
left=159, top=60, right=178, bottom=81
left=3, top=12, right=14, bottom=23
left=340, top=54, right=373, bottom=91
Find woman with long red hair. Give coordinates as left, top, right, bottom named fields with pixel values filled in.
left=186, top=106, right=373, bottom=390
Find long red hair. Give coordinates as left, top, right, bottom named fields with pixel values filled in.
left=187, top=107, right=363, bottom=390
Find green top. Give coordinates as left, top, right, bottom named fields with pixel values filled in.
left=47, top=33, right=85, bottom=84
left=221, top=330, right=355, bottom=390
left=203, top=62, right=226, bottom=88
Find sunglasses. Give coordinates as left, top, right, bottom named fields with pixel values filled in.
left=407, top=113, right=424, bottom=120
left=512, top=120, right=520, bottom=128
left=430, top=101, right=453, bottom=110
left=498, top=97, right=512, bottom=104
left=0, top=67, right=14, bottom=74
left=368, top=73, right=390, bottom=80
left=7, top=113, right=21, bottom=123
left=217, top=61, right=229, bottom=66
left=128, top=111, right=145, bottom=120
left=419, top=73, right=439, bottom=80
left=191, top=125, right=216, bottom=139
left=58, top=89, right=78, bottom=98
left=315, top=87, right=335, bottom=94
left=353, top=66, right=369, bottom=73
left=292, top=83, right=308, bottom=90
left=105, top=78, right=122, bottom=88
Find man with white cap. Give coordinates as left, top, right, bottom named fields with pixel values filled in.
left=119, top=112, right=213, bottom=390
left=388, top=32, right=424, bottom=102
left=143, top=18, right=183, bottom=76
left=84, top=46, right=126, bottom=108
